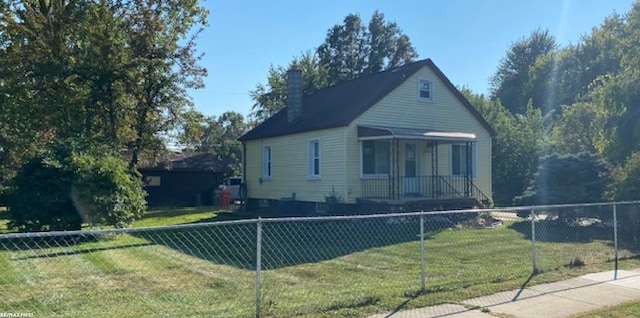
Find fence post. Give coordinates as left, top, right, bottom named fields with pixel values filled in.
left=255, top=218, right=262, bottom=318
left=613, top=204, right=618, bottom=280
left=420, top=214, right=426, bottom=291
left=530, top=209, right=537, bottom=273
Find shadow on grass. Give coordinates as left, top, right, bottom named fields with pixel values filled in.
left=131, top=216, right=441, bottom=270
left=0, top=210, right=444, bottom=271
left=509, top=220, right=633, bottom=248
left=8, top=242, right=155, bottom=260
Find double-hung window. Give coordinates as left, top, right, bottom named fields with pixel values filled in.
left=451, top=143, right=477, bottom=177
left=308, top=138, right=321, bottom=179
left=362, top=140, right=390, bottom=176
left=262, top=145, right=272, bottom=179
left=418, top=78, right=434, bottom=101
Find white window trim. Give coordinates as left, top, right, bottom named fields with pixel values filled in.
left=308, top=138, right=321, bottom=179
left=450, top=143, right=477, bottom=178
left=418, top=77, right=434, bottom=102
left=360, top=140, right=390, bottom=179
left=262, top=144, right=272, bottom=179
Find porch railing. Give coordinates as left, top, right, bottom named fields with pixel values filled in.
left=361, top=176, right=490, bottom=206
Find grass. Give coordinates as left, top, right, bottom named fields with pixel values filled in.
left=0, top=205, right=243, bottom=232
left=131, top=206, right=244, bottom=228
left=0, top=209, right=638, bottom=317
left=574, top=300, right=640, bottom=317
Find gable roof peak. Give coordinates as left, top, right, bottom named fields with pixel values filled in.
left=239, top=58, right=494, bottom=141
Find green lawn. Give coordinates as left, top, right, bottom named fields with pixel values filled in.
left=0, top=205, right=243, bottom=232
left=574, top=300, right=640, bottom=317
left=0, top=209, right=638, bottom=317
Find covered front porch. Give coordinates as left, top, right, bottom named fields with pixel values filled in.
left=357, top=126, right=490, bottom=209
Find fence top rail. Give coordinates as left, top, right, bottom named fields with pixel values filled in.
left=1, top=201, right=638, bottom=238
left=0, top=218, right=257, bottom=239
left=260, top=200, right=640, bottom=223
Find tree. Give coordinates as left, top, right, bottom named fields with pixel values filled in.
left=249, top=51, right=329, bottom=122
left=250, top=12, right=417, bottom=122
left=550, top=102, right=611, bottom=155
left=463, top=89, right=546, bottom=206
left=176, top=110, right=249, bottom=174
left=0, top=0, right=208, bottom=173
left=6, top=140, right=147, bottom=232
left=490, top=29, right=557, bottom=114
left=317, top=11, right=418, bottom=85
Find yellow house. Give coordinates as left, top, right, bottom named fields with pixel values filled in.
left=239, top=59, right=494, bottom=214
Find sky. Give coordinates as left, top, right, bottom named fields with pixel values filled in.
left=189, top=0, right=637, bottom=118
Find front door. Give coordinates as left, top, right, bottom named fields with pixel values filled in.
left=404, top=143, right=420, bottom=196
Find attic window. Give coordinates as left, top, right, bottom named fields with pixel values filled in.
left=418, top=78, right=433, bottom=101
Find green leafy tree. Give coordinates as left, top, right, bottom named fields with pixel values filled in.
left=490, top=29, right=557, bottom=114
left=6, top=140, right=147, bottom=232
left=550, top=102, right=612, bottom=155
left=0, top=0, right=208, bottom=174
left=249, top=51, right=329, bottom=122
left=463, top=89, right=546, bottom=206
left=317, top=10, right=418, bottom=84
left=176, top=110, right=249, bottom=174
left=250, top=11, right=417, bottom=122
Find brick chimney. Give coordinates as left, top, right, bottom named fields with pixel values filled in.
left=287, top=65, right=303, bottom=124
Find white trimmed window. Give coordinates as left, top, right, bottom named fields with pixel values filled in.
left=362, top=140, right=390, bottom=176
left=262, top=145, right=272, bottom=178
left=418, top=78, right=434, bottom=101
left=308, top=138, right=321, bottom=179
left=451, top=143, right=477, bottom=178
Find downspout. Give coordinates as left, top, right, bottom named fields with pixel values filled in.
left=242, top=141, right=247, bottom=201
left=242, top=141, right=247, bottom=183
left=343, top=127, right=349, bottom=204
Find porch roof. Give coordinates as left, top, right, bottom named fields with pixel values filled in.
left=358, top=125, right=476, bottom=142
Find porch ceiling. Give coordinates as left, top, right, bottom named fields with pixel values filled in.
left=357, top=125, right=476, bottom=142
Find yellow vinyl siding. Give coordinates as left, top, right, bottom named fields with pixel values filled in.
left=244, top=127, right=348, bottom=203
left=348, top=66, right=492, bottom=200
left=245, top=64, right=493, bottom=205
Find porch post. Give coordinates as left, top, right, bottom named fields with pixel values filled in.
left=395, top=138, right=400, bottom=200
left=465, top=142, right=472, bottom=197
left=430, top=141, right=436, bottom=199
left=434, top=141, right=440, bottom=199
left=389, top=138, right=400, bottom=200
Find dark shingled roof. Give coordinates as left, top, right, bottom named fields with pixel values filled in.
left=139, top=152, right=230, bottom=172
left=239, top=59, right=495, bottom=141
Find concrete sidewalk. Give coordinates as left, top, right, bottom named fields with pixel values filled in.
left=369, top=269, right=640, bottom=318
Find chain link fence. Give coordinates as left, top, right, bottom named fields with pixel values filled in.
left=0, top=202, right=639, bottom=317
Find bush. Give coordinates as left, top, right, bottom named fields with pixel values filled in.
left=6, top=142, right=147, bottom=232
left=606, top=152, right=640, bottom=241
left=514, top=152, right=610, bottom=205
left=607, top=152, right=640, bottom=201
left=513, top=152, right=610, bottom=222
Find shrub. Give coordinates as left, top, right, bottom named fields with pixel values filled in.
left=513, top=152, right=610, bottom=222
left=6, top=141, right=147, bottom=232
left=606, top=152, right=640, bottom=241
